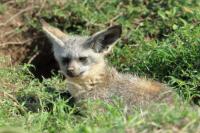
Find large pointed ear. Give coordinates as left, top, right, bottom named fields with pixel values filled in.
left=88, top=25, right=122, bottom=54
left=41, top=20, right=66, bottom=47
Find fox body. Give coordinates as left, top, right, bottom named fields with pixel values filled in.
left=42, top=21, right=175, bottom=108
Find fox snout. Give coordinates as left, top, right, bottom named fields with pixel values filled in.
left=66, top=67, right=76, bottom=77
left=66, top=68, right=83, bottom=77
left=64, top=61, right=86, bottom=78
left=66, top=62, right=80, bottom=77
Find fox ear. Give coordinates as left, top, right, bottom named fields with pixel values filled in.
left=41, top=20, right=66, bottom=47
left=89, top=25, right=122, bottom=54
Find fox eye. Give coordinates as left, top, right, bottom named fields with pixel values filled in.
left=79, top=57, right=88, bottom=62
left=61, top=57, right=71, bottom=64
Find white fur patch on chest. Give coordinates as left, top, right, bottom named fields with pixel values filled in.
left=67, top=74, right=105, bottom=98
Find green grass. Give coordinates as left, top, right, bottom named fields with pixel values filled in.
left=109, top=25, right=200, bottom=101
left=0, top=65, right=199, bottom=133
left=0, top=0, right=200, bottom=132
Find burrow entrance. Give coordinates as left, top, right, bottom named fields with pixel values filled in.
left=22, top=32, right=60, bottom=80
left=0, top=30, right=60, bottom=80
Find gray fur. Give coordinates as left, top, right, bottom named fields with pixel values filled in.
left=42, top=21, right=178, bottom=110
left=42, top=21, right=118, bottom=78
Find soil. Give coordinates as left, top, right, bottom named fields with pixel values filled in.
left=0, top=1, right=59, bottom=79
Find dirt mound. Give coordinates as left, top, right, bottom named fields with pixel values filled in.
left=0, top=1, right=59, bottom=79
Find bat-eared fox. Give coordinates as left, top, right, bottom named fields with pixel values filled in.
left=42, top=21, right=177, bottom=109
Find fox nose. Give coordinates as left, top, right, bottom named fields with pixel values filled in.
left=66, top=67, right=76, bottom=77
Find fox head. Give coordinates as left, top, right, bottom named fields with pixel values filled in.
left=42, top=21, right=121, bottom=79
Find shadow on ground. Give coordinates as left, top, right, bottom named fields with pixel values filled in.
left=17, top=87, right=76, bottom=113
